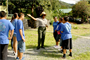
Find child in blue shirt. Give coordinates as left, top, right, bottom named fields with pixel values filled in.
left=11, top=13, right=18, bottom=57
left=53, top=17, right=59, bottom=47
left=0, top=11, right=14, bottom=60
left=54, top=18, right=63, bottom=48
left=61, top=16, right=72, bottom=58
left=16, top=13, right=25, bottom=60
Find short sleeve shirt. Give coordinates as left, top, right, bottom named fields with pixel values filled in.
left=16, top=19, right=25, bottom=41
left=0, top=19, right=14, bottom=44
left=53, top=21, right=59, bottom=32
left=36, top=18, right=48, bottom=27
left=56, top=23, right=63, bottom=31
left=12, top=19, right=17, bottom=35
left=60, top=22, right=72, bottom=40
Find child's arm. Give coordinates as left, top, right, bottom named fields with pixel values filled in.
left=8, top=30, right=14, bottom=40
left=19, top=29, right=25, bottom=42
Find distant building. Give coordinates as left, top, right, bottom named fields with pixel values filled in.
left=60, top=9, right=72, bottom=13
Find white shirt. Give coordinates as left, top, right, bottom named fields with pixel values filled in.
left=36, top=18, right=47, bottom=27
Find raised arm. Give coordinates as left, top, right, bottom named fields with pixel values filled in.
left=27, top=14, right=37, bottom=21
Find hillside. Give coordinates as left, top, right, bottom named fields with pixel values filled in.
left=59, top=1, right=74, bottom=8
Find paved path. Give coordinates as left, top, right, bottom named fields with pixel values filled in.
left=7, top=35, right=90, bottom=60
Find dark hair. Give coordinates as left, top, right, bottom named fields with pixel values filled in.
left=59, top=17, right=63, bottom=21
left=11, top=16, right=14, bottom=22
left=64, top=16, right=69, bottom=21
left=0, top=11, right=6, bottom=17
left=14, top=13, right=18, bottom=18
left=18, top=12, right=24, bottom=17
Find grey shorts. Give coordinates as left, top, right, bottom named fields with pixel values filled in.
left=18, top=40, right=25, bottom=53
left=60, top=39, right=63, bottom=46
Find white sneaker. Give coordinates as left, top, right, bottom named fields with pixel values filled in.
left=54, top=45, right=59, bottom=48
left=13, top=51, right=17, bottom=58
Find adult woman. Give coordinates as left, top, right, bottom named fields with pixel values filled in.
left=27, top=12, right=48, bottom=50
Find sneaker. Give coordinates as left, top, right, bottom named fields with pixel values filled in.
left=37, top=47, right=40, bottom=50
left=13, top=51, right=17, bottom=57
left=59, top=50, right=63, bottom=53
left=41, top=47, right=45, bottom=49
left=54, top=45, right=59, bottom=48
left=69, top=52, right=72, bottom=57
left=16, top=57, right=19, bottom=60
left=62, top=54, right=66, bottom=58
left=15, top=53, right=17, bottom=58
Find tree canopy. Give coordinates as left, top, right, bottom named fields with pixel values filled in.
left=72, top=1, right=90, bottom=22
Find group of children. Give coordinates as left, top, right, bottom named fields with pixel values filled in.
left=0, top=11, right=25, bottom=60
left=0, top=10, right=72, bottom=60
left=53, top=16, right=72, bottom=58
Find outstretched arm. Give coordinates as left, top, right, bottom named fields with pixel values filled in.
left=27, top=14, right=37, bottom=21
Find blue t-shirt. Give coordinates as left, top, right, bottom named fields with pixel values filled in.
left=12, top=19, right=17, bottom=35
left=16, top=19, right=25, bottom=41
left=60, top=22, right=72, bottom=40
left=53, top=21, right=59, bottom=32
left=0, top=19, right=14, bottom=44
left=56, top=23, right=63, bottom=31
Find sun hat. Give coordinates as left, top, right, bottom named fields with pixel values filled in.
left=40, top=11, right=46, bottom=16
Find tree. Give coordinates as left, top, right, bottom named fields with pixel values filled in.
left=72, top=1, right=90, bottom=22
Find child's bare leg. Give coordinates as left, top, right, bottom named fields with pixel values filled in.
left=69, top=49, right=72, bottom=57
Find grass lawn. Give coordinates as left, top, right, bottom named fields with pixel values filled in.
left=8, top=24, right=90, bottom=49
left=8, top=24, right=90, bottom=60
left=72, top=51, right=90, bottom=60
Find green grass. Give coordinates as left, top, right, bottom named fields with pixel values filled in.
left=8, top=24, right=90, bottom=49
left=8, top=29, right=78, bottom=49
left=8, top=24, right=90, bottom=60
left=72, top=51, right=90, bottom=60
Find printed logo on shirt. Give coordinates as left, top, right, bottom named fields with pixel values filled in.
left=66, top=24, right=70, bottom=32
left=0, top=22, right=6, bottom=32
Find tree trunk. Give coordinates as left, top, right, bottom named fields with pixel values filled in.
left=87, top=15, right=89, bottom=23
left=81, top=17, right=84, bottom=23
left=31, top=2, right=34, bottom=16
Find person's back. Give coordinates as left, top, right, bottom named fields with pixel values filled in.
left=62, top=22, right=72, bottom=40
left=0, top=11, right=14, bottom=60
left=0, top=19, right=12, bottom=44
left=16, top=19, right=25, bottom=41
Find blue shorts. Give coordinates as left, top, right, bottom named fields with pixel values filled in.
left=13, top=34, right=17, bottom=37
left=18, top=40, right=25, bottom=53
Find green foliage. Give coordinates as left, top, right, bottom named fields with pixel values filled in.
left=72, top=1, right=90, bottom=22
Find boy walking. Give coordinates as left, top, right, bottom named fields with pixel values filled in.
left=0, top=11, right=14, bottom=60
left=16, top=13, right=25, bottom=60
left=61, top=16, right=72, bottom=58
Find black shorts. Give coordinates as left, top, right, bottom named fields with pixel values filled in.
left=0, top=44, right=8, bottom=60
left=53, top=31, right=57, bottom=40
left=56, top=34, right=61, bottom=42
left=62, top=38, right=72, bottom=49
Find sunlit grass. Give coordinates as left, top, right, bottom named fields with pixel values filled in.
left=72, top=51, right=90, bottom=60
